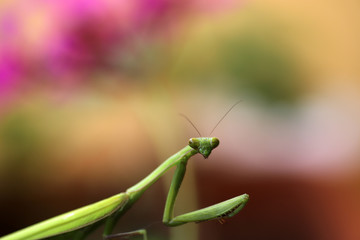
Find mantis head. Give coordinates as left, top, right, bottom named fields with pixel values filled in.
left=182, top=101, right=241, bottom=159
left=189, top=137, right=219, bottom=158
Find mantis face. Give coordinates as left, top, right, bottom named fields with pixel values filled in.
left=188, top=137, right=220, bottom=158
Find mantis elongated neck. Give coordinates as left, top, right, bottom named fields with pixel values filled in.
left=126, top=145, right=197, bottom=201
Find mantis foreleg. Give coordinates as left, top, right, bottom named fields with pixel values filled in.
left=163, top=157, right=249, bottom=227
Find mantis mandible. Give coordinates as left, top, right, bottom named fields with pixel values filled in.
left=0, top=102, right=249, bottom=240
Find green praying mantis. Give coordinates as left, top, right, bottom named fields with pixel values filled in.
left=0, top=102, right=249, bottom=240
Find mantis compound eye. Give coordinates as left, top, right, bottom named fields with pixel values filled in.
left=189, top=138, right=200, bottom=149
left=210, top=137, right=220, bottom=149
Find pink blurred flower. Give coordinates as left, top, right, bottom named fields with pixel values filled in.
left=0, top=0, right=239, bottom=105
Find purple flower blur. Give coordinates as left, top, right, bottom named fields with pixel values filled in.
left=0, top=0, right=234, bottom=105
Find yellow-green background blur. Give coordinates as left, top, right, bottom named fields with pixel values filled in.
left=1, top=0, right=360, bottom=239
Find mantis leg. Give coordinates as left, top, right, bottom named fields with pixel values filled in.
left=102, top=196, right=145, bottom=240
left=163, top=159, right=249, bottom=226
left=104, top=229, right=147, bottom=240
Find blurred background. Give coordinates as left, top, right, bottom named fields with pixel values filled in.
left=1, top=0, right=360, bottom=239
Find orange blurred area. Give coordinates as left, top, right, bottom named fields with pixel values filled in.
left=1, top=0, right=360, bottom=239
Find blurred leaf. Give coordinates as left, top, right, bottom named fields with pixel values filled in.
left=221, top=35, right=303, bottom=105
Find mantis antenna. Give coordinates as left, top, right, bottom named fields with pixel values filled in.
left=209, top=100, right=242, bottom=135
left=180, top=100, right=241, bottom=136
left=179, top=113, right=202, bottom=137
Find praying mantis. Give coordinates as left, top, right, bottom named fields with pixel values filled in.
left=0, top=102, right=249, bottom=240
